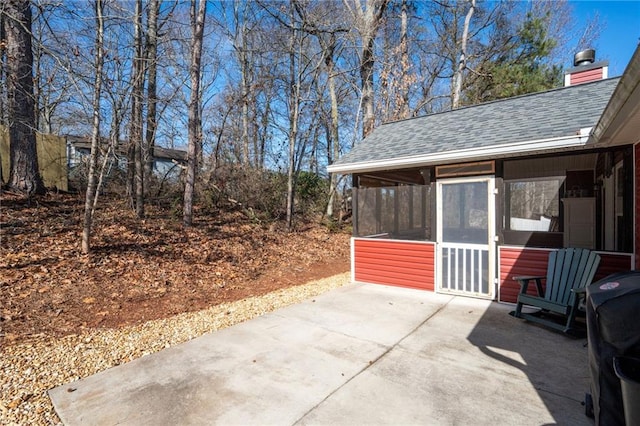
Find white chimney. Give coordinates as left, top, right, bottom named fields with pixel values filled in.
left=564, top=49, right=609, bottom=87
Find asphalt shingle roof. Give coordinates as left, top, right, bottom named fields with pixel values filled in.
left=333, top=77, right=620, bottom=171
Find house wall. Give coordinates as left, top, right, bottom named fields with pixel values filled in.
left=498, top=246, right=634, bottom=303
left=352, top=238, right=435, bottom=290
left=636, top=143, right=640, bottom=270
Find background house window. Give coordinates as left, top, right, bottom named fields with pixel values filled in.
left=506, top=177, right=564, bottom=232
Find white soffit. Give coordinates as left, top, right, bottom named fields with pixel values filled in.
left=328, top=133, right=591, bottom=174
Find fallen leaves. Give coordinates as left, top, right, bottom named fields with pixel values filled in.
left=0, top=192, right=351, bottom=346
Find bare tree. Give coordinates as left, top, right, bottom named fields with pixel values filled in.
left=143, top=0, right=160, bottom=192
left=398, top=0, right=410, bottom=118
left=32, top=3, right=65, bottom=133
left=212, top=1, right=268, bottom=168
left=183, top=0, right=206, bottom=227
left=3, top=0, right=45, bottom=195
left=344, top=0, right=388, bottom=138
left=451, top=0, right=475, bottom=109
left=82, top=0, right=105, bottom=254
left=377, top=0, right=417, bottom=122
left=259, top=0, right=328, bottom=228
left=234, top=1, right=253, bottom=166
left=129, top=0, right=145, bottom=218
left=0, top=10, right=5, bottom=185
left=290, top=0, right=347, bottom=219
left=284, top=1, right=302, bottom=230
left=324, top=32, right=341, bottom=218
left=0, top=11, right=6, bottom=128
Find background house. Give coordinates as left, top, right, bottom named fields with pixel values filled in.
left=1, top=130, right=187, bottom=192
left=66, top=135, right=187, bottom=184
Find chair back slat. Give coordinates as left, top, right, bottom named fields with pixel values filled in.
left=580, top=251, right=601, bottom=289
left=561, top=249, right=588, bottom=304
left=544, top=248, right=601, bottom=305
left=559, top=251, right=579, bottom=303
left=545, top=250, right=560, bottom=300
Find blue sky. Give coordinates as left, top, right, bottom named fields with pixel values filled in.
left=570, top=0, right=640, bottom=75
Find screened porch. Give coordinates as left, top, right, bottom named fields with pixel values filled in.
left=349, top=147, right=635, bottom=302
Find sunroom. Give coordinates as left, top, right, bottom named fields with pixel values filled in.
left=329, top=55, right=638, bottom=303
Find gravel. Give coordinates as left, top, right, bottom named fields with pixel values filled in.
left=0, top=272, right=351, bottom=425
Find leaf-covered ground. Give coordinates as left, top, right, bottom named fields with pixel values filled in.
left=0, top=192, right=351, bottom=346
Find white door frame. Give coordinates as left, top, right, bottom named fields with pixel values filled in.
left=436, top=176, right=496, bottom=299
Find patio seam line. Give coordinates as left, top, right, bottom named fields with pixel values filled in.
left=266, top=302, right=417, bottom=348
left=535, top=386, right=585, bottom=404
left=291, top=294, right=456, bottom=426
left=265, top=310, right=389, bottom=346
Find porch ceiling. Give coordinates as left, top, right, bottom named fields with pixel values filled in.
left=591, top=46, right=640, bottom=148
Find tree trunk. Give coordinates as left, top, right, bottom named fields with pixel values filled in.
left=0, top=14, right=6, bottom=127
left=144, top=0, right=159, bottom=193
left=399, top=0, right=410, bottom=119
left=240, top=28, right=250, bottom=166
left=360, top=32, right=376, bottom=138
left=258, top=93, right=269, bottom=169
left=344, top=0, right=388, bottom=139
left=325, top=35, right=339, bottom=219
left=286, top=2, right=346, bottom=219
left=452, top=0, right=475, bottom=109
left=231, top=0, right=253, bottom=167
left=285, top=6, right=301, bottom=231
left=33, top=20, right=41, bottom=133
left=4, top=0, right=45, bottom=195
left=125, top=137, right=134, bottom=204
left=81, top=0, right=104, bottom=254
left=183, top=0, right=206, bottom=227
left=131, top=0, right=145, bottom=218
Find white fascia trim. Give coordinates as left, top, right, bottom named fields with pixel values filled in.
left=327, top=132, right=592, bottom=174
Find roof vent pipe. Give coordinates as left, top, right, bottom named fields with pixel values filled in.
left=574, top=49, right=596, bottom=67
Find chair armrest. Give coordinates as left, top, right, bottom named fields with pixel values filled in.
left=571, top=287, right=588, bottom=303
left=512, top=275, right=545, bottom=282
left=570, top=287, right=588, bottom=311
left=512, top=276, right=545, bottom=297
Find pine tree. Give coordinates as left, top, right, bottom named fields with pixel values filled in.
left=465, top=12, right=563, bottom=105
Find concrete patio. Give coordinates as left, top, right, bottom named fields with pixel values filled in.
left=49, top=283, right=592, bottom=425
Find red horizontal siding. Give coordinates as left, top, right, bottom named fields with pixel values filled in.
left=499, top=247, right=634, bottom=303
left=357, top=247, right=432, bottom=263
left=570, top=68, right=605, bottom=85
left=354, top=239, right=435, bottom=291
left=595, top=253, right=634, bottom=280
left=357, top=260, right=432, bottom=274
left=499, top=248, right=552, bottom=303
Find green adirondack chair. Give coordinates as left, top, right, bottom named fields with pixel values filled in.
left=511, top=247, right=601, bottom=334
